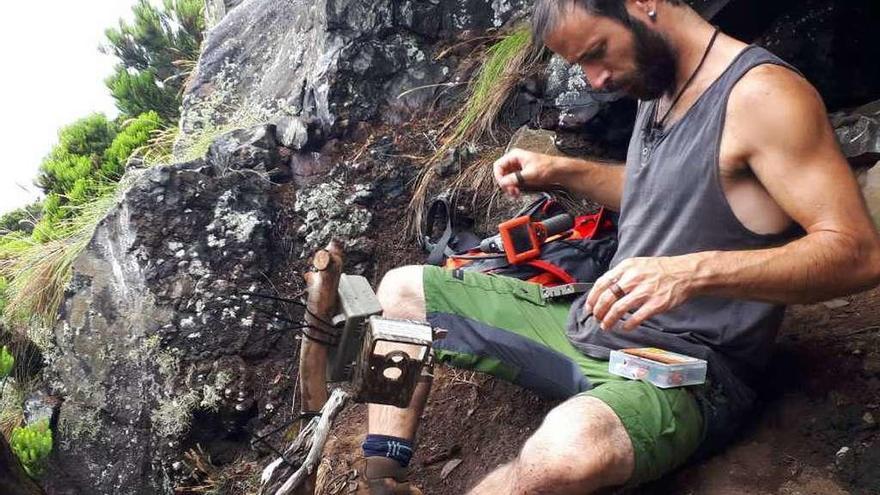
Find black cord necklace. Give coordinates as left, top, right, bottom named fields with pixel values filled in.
left=644, top=26, right=722, bottom=152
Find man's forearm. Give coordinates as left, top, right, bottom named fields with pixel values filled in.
left=688, top=231, right=880, bottom=304
left=550, top=157, right=626, bottom=210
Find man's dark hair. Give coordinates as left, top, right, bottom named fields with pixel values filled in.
left=532, top=0, right=685, bottom=41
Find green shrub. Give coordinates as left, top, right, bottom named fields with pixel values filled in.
left=0, top=278, right=8, bottom=317
left=103, top=111, right=164, bottom=178
left=10, top=419, right=52, bottom=478
left=0, top=203, right=41, bottom=236
left=0, top=345, right=13, bottom=378
left=39, top=153, right=94, bottom=200
left=106, top=69, right=182, bottom=123
left=103, top=0, right=204, bottom=121
left=36, top=114, right=118, bottom=198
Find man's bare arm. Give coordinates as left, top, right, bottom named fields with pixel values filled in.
left=587, top=66, right=880, bottom=331
left=493, top=149, right=626, bottom=210
left=689, top=67, right=880, bottom=301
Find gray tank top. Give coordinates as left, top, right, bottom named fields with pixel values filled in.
left=566, top=46, right=802, bottom=387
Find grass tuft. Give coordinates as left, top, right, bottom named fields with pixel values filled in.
left=445, top=27, right=537, bottom=145
left=137, top=124, right=180, bottom=166
left=409, top=26, right=543, bottom=236
left=0, top=185, right=122, bottom=332
left=172, top=96, right=272, bottom=164
left=0, top=377, right=25, bottom=438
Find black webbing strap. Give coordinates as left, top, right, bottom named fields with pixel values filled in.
left=424, top=197, right=456, bottom=266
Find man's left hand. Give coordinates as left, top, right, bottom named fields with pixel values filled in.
left=585, top=255, right=703, bottom=332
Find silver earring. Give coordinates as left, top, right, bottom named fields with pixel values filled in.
left=648, top=10, right=657, bottom=20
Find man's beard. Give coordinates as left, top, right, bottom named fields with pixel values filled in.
left=615, top=18, right=678, bottom=101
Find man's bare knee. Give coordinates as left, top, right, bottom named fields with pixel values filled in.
left=376, top=265, right=426, bottom=320
left=512, top=396, right=634, bottom=494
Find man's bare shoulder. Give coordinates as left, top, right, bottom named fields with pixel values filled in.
left=730, top=63, right=818, bottom=104
left=727, top=62, right=830, bottom=155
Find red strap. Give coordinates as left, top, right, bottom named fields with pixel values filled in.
left=572, top=207, right=614, bottom=240
left=526, top=260, right=575, bottom=285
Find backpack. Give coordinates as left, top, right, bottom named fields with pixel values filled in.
left=421, top=194, right=618, bottom=287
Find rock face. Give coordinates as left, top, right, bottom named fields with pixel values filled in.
left=532, top=54, right=636, bottom=159
left=717, top=0, right=880, bottom=111
left=833, top=100, right=880, bottom=167
left=859, top=162, right=880, bottom=231
left=45, top=131, right=302, bottom=494
left=179, top=0, right=530, bottom=148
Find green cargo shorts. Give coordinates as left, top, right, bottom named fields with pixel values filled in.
left=423, top=265, right=704, bottom=485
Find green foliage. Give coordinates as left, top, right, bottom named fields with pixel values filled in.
left=103, top=0, right=204, bottom=121
left=103, top=111, right=164, bottom=178
left=0, top=345, right=13, bottom=378
left=10, top=419, right=52, bottom=478
left=0, top=277, right=8, bottom=317
left=0, top=203, right=42, bottom=236
left=54, top=114, right=118, bottom=160
left=30, top=112, right=154, bottom=241
left=36, top=114, right=118, bottom=198
left=106, top=69, right=182, bottom=122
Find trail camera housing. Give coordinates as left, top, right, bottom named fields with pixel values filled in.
left=328, top=275, right=384, bottom=382
left=327, top=275, right=434, bottom=407
left=353, top=316, right=433, bottom=407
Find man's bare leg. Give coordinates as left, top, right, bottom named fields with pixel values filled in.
left=368, top=266, right=635, bottom=494
left=469, top=396, right=635, bottom=495
left=369, top=265, right=431, bottom=440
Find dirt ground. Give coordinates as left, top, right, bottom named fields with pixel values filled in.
left=318, top=284, right=880, bottom=495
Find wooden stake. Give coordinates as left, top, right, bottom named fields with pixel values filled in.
left=299, top=240, right=343, bottom=415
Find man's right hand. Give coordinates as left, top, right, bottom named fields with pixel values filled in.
left=493, top=148, right=555, bottom=197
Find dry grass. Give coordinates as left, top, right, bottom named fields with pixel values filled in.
left=176, top=446, right=260, bottom=494
left=408, top=26, right=544, bottom=236
left=135, top=125, right=180, bottom=166
left=173, top=106, right=269, bottom=163
left=0, top=187, right=121, bottom=334
left=446, top=368, right=482, bottom=388
left=0, top=377, right=25, bottom=438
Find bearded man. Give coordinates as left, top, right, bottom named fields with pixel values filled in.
left=360, top=1, right=880, bottom=493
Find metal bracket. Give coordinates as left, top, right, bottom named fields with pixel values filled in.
left=540, top=283, right=594, bottom=300
left=326, top=274, right=383, bottom=382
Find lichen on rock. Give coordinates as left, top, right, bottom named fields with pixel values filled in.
left=294, top=179, right=372, bottom=255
